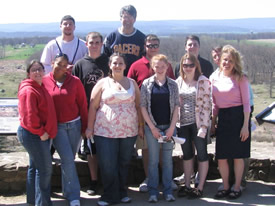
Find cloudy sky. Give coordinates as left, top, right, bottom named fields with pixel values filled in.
left=1, top=0, right=275, bottom=24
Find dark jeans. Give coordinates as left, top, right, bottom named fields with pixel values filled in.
left=17, top=126, right=52, bottom=206
left=94, top=135, right=137, bottom=204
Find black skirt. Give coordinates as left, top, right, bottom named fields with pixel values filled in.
left=216, top=105, right=251, bottom=159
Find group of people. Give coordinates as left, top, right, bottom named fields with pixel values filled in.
left=17, top=4, right=252, bottom=206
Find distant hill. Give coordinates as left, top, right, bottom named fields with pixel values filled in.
left=0, top=18, right=275, bottom=37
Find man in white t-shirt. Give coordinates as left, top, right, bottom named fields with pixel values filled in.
left=41, top=15, right=88, bottom=74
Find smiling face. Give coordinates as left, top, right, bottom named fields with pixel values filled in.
left=60, top=19, right=75, bottom=36
left=109, top=56, right=126, bottom=75
left=152, top=59, right=168, bottom=78
left=145, top=39, right=160, bottom=59
left=52, top=56, right=68, bottom=80
left=212, top=49, right=221, bottom=65
left=220, top=53, right=235, bottom=75
left=185, top=39, right=200, bottom=57
left=28, top=62, right=44, bottom=85
left=120, top=11, right=136, bottom=29
left=182, top=59, right=196, bottom=77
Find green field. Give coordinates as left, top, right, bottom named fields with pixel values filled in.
left=0, top=44, right=45, bottom=60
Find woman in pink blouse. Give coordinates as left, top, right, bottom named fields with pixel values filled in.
left=210, top=45, right=250, bottom=199
left=85, top=53, right=143, bottom=206
left=176, top=53, right=211, bottom=198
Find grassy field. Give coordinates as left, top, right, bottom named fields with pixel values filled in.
left=244, top=39, right=275, bottom=47
left=0, top=44, right=45, bottom=60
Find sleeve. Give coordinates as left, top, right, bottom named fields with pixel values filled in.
left=19, top=91, right=45, bottom=136
left=75, top=79, right=88, bottom=133
left=167, top=63, right=175, bottom=80
left=40, top=43, right=53, bottom=74
left=240, top=76, right=251, bottom=113
left=197, top=80, right=212, bottom=138
left=140, top=82, right=148, bottom=108
left=103, top=34, right=113, bottom=57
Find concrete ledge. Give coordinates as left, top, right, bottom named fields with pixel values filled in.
left=1, top=152, right=275, bottom=194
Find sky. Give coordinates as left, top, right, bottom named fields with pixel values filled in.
left=1, top=0, right=275, bottom=24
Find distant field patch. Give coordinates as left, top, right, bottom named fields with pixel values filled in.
left=245, top=39, right=275, bottom=47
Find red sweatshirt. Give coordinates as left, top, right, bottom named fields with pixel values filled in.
left=18, top=79, right=57, bottom=138
left=42, top=73, right=88, bottom=133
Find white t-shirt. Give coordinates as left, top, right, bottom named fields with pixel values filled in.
left=40, top=36, right=88, bottom=74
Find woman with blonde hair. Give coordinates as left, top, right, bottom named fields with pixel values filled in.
left=176, top=53, right=211, bottom=198
left=210, top=45, right=251, bottom=199
left=141, top=54, right=179, bottom=203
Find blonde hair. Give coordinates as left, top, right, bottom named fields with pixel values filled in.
left=220, top=45, right=244, bottom=81
left=150, top=54, right=169, bottom=68
left=179, top=53, right=202, bottom=81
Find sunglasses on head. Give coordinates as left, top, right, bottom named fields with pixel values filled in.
left=182, top=63, right=195, bottom=68
left=146, top=44, right=159, bottom=49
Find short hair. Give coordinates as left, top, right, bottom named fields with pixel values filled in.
left=150, top=54, right=169, bottom=68
left=145, top=34, right=160, bottom=44
left=26, top=60, right=44, bottom=74
left=60, top=15, right=75, bottom=25
left=179, top=53, right=202, bottom=81
left=86, top=32, right=103, bottom=42
left=212, top=46, right=223, bottom=53
left=108, top=53, right=127, bottom=77
left=185, top=35, right=200, bottom=46
left=54, top=53, right=69, bottom=62
left=220, top=45, right=244, bottom=81
left=120, top=5, right=137, bottom=19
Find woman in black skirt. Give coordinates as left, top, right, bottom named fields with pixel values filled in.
left=210, top=45, right=251, bottom=199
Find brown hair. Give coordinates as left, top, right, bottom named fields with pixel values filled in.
left=179, top=53, right=202, bottom=81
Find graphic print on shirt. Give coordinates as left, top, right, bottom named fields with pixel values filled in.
left=113, top=44, right=140, bottom=56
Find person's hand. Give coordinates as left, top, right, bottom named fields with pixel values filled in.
left=165, top=127, right=174, bottom=141
left=40, top=132, right=49, bottom=141
left=81, top=132, right=86, bottom=139
left=151, top=127, right=161, bottom=139
left=240, top=125, right=249, bottom=142
left=85, top=128, right=94, bottom=139
left=138, top=126, right=144, bottom=139
left=210, top=122, right=217, bottom=138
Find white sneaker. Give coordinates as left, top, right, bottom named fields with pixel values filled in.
left=139, top=178, right=149, bottom=193
left=171, top=181, right=178, bottom=190
left=148, top=195, right=158, bottom=203
left=70, top=200, right=80, bottom=206
left=165, top=194, right=175, bottom=202
left=173, top=173, right=185, bottom=185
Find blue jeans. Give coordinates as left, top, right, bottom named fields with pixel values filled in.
left=94, top=135, right=137, bottom=204
left=17, top=126, right=52, bottom=206
left=53, top=119, right=81, bottom=201
left=145, top=125, right=175, bottom=197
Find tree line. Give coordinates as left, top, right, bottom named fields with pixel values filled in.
left=1, top=33, right=274, bottom=97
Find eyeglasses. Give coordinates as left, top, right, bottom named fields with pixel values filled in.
left=146, top=44, right=159, bottom=49
left=182, top=63, right=195, bottom=68
left=30, top=67, right=44, bottom=73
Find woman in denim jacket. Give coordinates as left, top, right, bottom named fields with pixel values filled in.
left=140, top=54, right=179, bottom=203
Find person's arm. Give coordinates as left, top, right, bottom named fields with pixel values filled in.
left=140, top=83, right=161, bottom=139
left=85, top=79, right=104, bottom=138
left=132, top=79, right=144, bottom=139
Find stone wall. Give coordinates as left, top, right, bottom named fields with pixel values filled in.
left=1, top=152, right=275, bottom=194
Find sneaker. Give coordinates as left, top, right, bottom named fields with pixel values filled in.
left=148, top=195, right=158, bottom=203
left=174, top=173, right=185, bottom=185
left=139, top=178, right=149, bottom=193
left=177, top=186, right=192, bottom=197
left=171, top=181, right=178, bottom=190
left=165, top=194, right=175, bottom=202
left=70, top=200, right=80, bottom=206
left=97, top=200, right=110, bottom=206
left=87, top=181, right=97, bottom=195
left=121, top=196, right=132, bottom=203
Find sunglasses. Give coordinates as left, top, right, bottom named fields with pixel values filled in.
left=182, top=63, right=195, bottom=68
left=146, top=44, right=159, bottom=49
